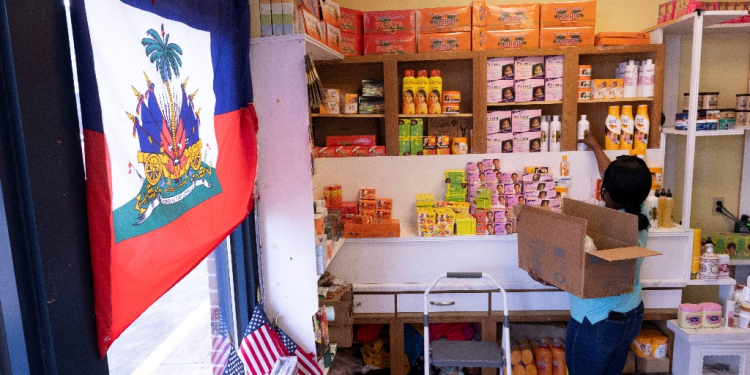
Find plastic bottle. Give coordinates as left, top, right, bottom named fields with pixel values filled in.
left=402, top=70, right=416, bottom=114
left=415, top=70, right=429, bottom=115
left=551, top=339, right=566, bottom=375
left=735, top=285, right=745, bottom=322
left=315, top=245, right=325, bottom=275
left=624, top=60, right=637, bottom=98
left=577, top=115, right=590, bottom=151
left=531, top=340, right=552, bottom=375
left=620, top=105, right=635, bottom=150
left=642, top=59, right=655, bottom=98
left=699, top=236, right=719, bottom=280
left=541, top=115, right=550, bottom=152
left=637, top=61, right=645, bottom=97
left=726, top=300, right=736, bottom=328
left=657, top=188, right=666, bottom=228
left=428, top=69, right=443, bottom=114
left=665, top=189, right=674, bottom=229
left=634, top=104, right=650, bottom=150
left=604, top=106, right=622, bottom=150
left=549, top=116, right=561, bottom=152
left=560, top=155, right=570, bottom=177
left=646, top=189, right=659, bottom=229
left=718, top=254, right=730, bottom=279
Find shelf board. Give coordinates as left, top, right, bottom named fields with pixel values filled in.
left=686, top=278, right=737, bottom=286
left=488, top=101, right=562, bottom=107
left=729, top=259, right=750, bottom=265
left=250, top=34, right=343, bottom=61
left=644, top=10, right=748, bottom=34
left=311, top=114, right=385, bottom=118
left=578, top=97, right=654, bottom=104
left=661, top=126, right=750, bottom=136
left=396, top=113, right=473, bottom=118
left=324, top=238, right=345, bottom=270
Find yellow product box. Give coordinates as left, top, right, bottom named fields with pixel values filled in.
left=610, top=78, right=624, bottom=99
left=485, top=29, right=540, bottom=50
left=540, top=27, right=595, bottom=48
left=320, top=89, right=340, bottom=114
left=416, top=193, right=436, bottom=208
left=455, top=213, right=477, bottom=236
left=435, top=207, right=456, bottom=236
left=472, top=27, right=486, bottom=51
left=417, top=208, right=437, bottom=237
left=417, top=6, right=473, bottom=33
left=448, top=201, right=471, bottom=214
left=472, top=0, right=487, bottom=27
left=343, top=93, right=358, bottom=114
left=540, top=1, right=597, bottom=28
left=486, top=3, right=540, bottom=30
left=437, top=147, right=451, bottom=155
left=410, top=137, right=424, bottom=155
left=591, top=79, right=609, bottom=99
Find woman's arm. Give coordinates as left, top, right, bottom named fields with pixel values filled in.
left=580, top=132, right=611, bottom=178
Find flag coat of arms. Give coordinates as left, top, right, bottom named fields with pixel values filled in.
left=70, top=0, right=257, bottom=356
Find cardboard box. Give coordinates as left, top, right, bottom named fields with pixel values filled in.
left=635, top=356, right=670, bottom=373
left=658, top=2, right=667, bottom=24
left=545, top=55, right=564, bottom=79
left=472, top=0, right=487, bottom=27
left=327, top=325, right=353, bottom=347
left=363, top=10, right=416, bottom=34
left=595, top=37, right=650, bottom=46
left=325, top=135, right=376, bottom=147
left=364, top=32, right=416, bottom=55
left=301, top=8, right=325, bottom=43
left=260, top=0, right=273, bottom=36
left=517, top=199, right=661, bottom=299
left=540, top=1, right=597, bottom=28
left=472, top=27, right=486, bottom=51
left=341, top=31, right=363, bottom=56
left=666, top=1, right=676, bottom=20
left=326, top=23, right=343, bottom=52
left=319, top=284, right=353, bottom=326
left=545, top=78, right=564, bottom=101
left=515, top=79, right=544, bottom=102
left=340, top=7, right=363, bottom=33
left=486, top=3, right=540, bottom=30
left=540, top=27, right=595, bottom=48
left=623, top=351, right=636, bottom=373
left=417, top=32, right=472, bottom=53
left=487, top=57, right=515, bottom=81
left=515, top=55, right=544, bottom=80
left=343, top=93, right=358, bottom=113
left=344, top=219, right=401, bottom=238
left=485, top=29, right=540, bottom=51
left=487, top=79, right=515, bottom=103
left=320, top=0, right=342, bottom=27
left=427, top=117, right=473, bottom=138
left=417, top=6, right=472, bottom=33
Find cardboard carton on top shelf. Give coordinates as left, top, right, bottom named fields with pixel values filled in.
left=485, top=29, right=540, bottom=51
left=540, top=1, right=597, bottom=28
left=539, top=27, right=595, bottom=48
left=416, top=6, right=473, bottom=33
left=341, top=32, right=363, bottom=56
left=363, top=10, right=416, bottom=34
left=486, top=3, right=540, bottom=30
left=301, top=8, right=325, bottom=43
left=320, top=0, right=342, bottom=28
left=340, top=7, right=363, bottom=33
left=417, top=32, right=472, bottom=53
left=517, top=199, right=661, bottom=299
left=363, top=32, right=416, bottom=55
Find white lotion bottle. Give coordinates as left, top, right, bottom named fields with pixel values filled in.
left=642, top=59, right=655, bottom=98
left=541, top=115, right=550, bottom=152
left=577, top=115, right=590, bottom=151
left=624, top=60, right=637, bottom=98
left=549, top=115, right=561, bottom=152
left=646, top=189, right=658, bottom=229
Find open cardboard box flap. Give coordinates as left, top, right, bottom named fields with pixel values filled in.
left=590, top=247, right=661, bottom=262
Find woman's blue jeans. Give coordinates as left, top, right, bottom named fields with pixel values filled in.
left=565, top=301, right=644, bottom=375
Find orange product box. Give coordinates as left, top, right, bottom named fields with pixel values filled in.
left=472, top=0, right=487, bottom=27
left=321, top=0, right=342, bottom=27
left=340, top=7, right=363, bottom=33
left=376, top=209, right=392, bottom=220
left=359, top=188, right=376, bottom=200
left=369, top=145, right=386, bottom=156
left=485, top=29, right=539, bottom=50
left=376, top=198, right=393, bottom=210
left=540, top=1, right=597, bottom=28
left=595, top=37, right=650, bottom=46
left=301, top=8, right=325, bottom=43
left=341, top=31, right=363, bottom=56
left=352, top=146, right=370, bottom=157
left=540, top=27, right=595, bottom=48
left=486, top=3, right=540, bottom=30
left=364, top=32, right=416, bottom=55
left=344, top=219, right=401, bottom=238
left=328, top=201, right=358, bottom=220
left=359, top=199, right=376, bottom=211
left=472, top=27, right=486, bottom=51
left=363, top=10, right=416, bottom=34
left=418, top=32, right=472, bottom=53
left=326, top=135, right=376, bottom=147
left=417, top=6, right=472, bottom=33
left=326, top=23, right=343, bottom=52
left=318, top=147, right=337, bottom=158
left=335, top=146, right=355, bottom=157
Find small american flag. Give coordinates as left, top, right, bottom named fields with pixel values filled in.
left=223, top=345, right=246, bottom=375
left=276, top=326, right=323, bottom=375
left=211, top=317, right=232, bottom=375
left=240, top=304, right=289, bottom=375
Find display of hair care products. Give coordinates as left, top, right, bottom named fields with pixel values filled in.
left=487, top=55, right=563, bottom=104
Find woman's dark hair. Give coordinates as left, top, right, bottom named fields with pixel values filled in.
left=602, top=155, right=652, bottom=231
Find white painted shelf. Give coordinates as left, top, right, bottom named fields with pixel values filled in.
left=578, top=97, right=654, bottom=104
left=488, top=101, right=561, bottom=107
left=644, top=10, right=748, bottom=34
left=686, top=278, right=737, bottom=286
left=346, top=224, right=518, bottom=243
left=730, top=259, right=750, bottom=266
left=325, top=238, right=345, bottom=269
left=250, top=34, right=343, bottom=62
left=662, top=126, right=750, bottom=136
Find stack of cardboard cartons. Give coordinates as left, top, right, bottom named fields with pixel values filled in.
left=539, top=1, right=596, bottom=48
left=319, top=0, right=343, bottom=53
left=476, top=2, right=541, bottom=51
left=363, top=10, right=417, bottom=55
left=416, top=5, right=473, bottom=53
left=343, top=189, right=400, bottom=238
left=318, top=284, right=353, bottom=347
left=260, top=0, right=296, bottom=36
left=340, top=7, right=363, bottom=56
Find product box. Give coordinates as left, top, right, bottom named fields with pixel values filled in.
left=320, top=88, right=341, bottom=114
left=340, top=7, right=363, bottom=33
left=488, top=80, right=515, bottom=103
left=358, top=97, right=384, bottom=114
left=517, top=199, right=661, bottom=299
left=426, top=117, right=472, bottom=138
left=363, top=10, right=416, bottom=34
left=259, top=0, right=272, bottom=37
left=487, top=132, right=513, bottom=153
left=335, top=146, right=355, bottom=157
left=352, top=146, right=370, bottom=157
left=522, top=173, right=554, bottom=183
left=363, top=32, right=416, bottom=55
left=341, top=32, right=363, bottom=56
left=417, top=6, right=472, bottom=33
left=609, top=78, right=624, bottom=99
left=540, top=27, right=595, bottom=48
left=472, top=0, right=487, bottom=27
left=344, top=219, right=401, bottom=238
left=410, top=138, right=424, bottom=155
left=635, top=356, right=670, bottom=374
left=504, top=183, right=522, bottom=195
left=523, top=181, right=553, bottom=192
left=666, top=1, right=676, bottom=21
left=540, top=1, right=597, bottom=28
left=318, top=284, right=353, bottom=326
left=546, top=78, right=564, bottom=101
left=514, top=131, right=542, bottom=152
left=343, top=93, right=358, bottom=113
left=301, top=8, right=325, bottom=43
left=472, top=27, right=486, bottom=51
left=487, top=111, right=512, bottom=134
left=417, top=32, right=472, bottom=53
left=487, top=57, right=516, bottom=81
left=321, top=0, right=342, bottom=27
left=410, top=118, right=424, bottom=137
left=486, top=3, right=540, bottom=30
left=485, top=29, right=540, bottom=51
left=399, top=138, right=411, bottom=155
left=326, top=135, right=376, bottom=147
left=512, top=109, right=542, bottom=133
left=545, top=55, right=564, bottom=79
left=658, top=2, right=667, bottom=24
left=515, top=56, right=545, bottom=80
left=369, top=145, right=386, bottom=156
left=326, top=23, right=343, bottom=52
left=592, top=79, right=609, bottom=99
left=515, top=79, right=544, bottom=102
left=362, top=79, right=384, bottom=97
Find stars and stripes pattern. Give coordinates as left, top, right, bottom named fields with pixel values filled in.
left=276, top=326, right=323, bottom=375
left=223, top=345, right=246, bottom=375
left=240, top=304, right=289, bottom=375
left=211, top=316, right=233, bottom=375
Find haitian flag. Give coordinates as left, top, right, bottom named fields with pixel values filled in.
left=69, top=0, right=257, bottom=357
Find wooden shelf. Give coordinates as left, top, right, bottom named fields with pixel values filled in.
left=661, top=126, right=750, bottom=136
left=578, top=97, right=654, bottom=104
left=644, top=10, right=748, bottom=34
left=311, top=114, right=385, bottom=118
left=396, top=113, right=473, bottom=118
left=488, top=101, right=562, bottom=107
left=686, top=278, right=737, bottom=286
left=730, top=259, right=750, bottom=265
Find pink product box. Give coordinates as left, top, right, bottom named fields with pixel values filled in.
left=487, top=111, right=512, bottom=134
left=494, top=223, right=507, bottom=235
left=524, top=189, right=556, bottom=199
left=494, top=209, right=513, bottom=223
left=488, top=80, right=515, bottom=103
left=505, top=195, right=521, bottom=206
left=515, top=79, right=544, bottom=102
left=501, top=172, right=520, bottom=184
left=526, top=199, right=541, bottom=207
left=515, top=55, right=544, bottom=81
left=484, top=158, right=500, bottom=173
left=513, top=131, right=541, bottom=153
left=487, top=57, right=515, bottom=81
left=488, top=110, right=511, bottom=120
left=512, top=109, right=542, bottom=133
left=486, top=171, right=498, bottom=184
left=545, top=78, right=563, bottom=101
left=467, top=161, right=478, bottom=172
left=504, top=183, right=522, bottom=195
left=477, top=160, right=492, bottom=174
left=480, top=209, right=496, bottom=224
left=527, top=198, right=561, bottom=209
left=487, top=132, right=514, bottom=153
left=513, top=139, right=530, bottom=153
left=522, top=173, right=554, bottom=183
left=502, top=221, right=515, bottom=235
left=495, top=194, right=508, bottom=208
left=524, top=182, right=553, bottom=192
left=545, top=55, right=564, bottom=79
left=487, top=119, right=500, bottom=134
left=467, top=171, right=479, bottom=182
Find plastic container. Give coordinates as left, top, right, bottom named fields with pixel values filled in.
left=651, top=335, right=668, bottom=358
left=551, top=339, right=565, bottom=375
left=642, top=59, right=655, bottom=98
left=718, top=254, right=730, bottom=278
left=428, top=70, right=443, bottom=114
left=739, top=304, right=750, bottom=330
left=549, top=116, right=561, bottom=152
left=605, top=106, right=622, bottom=150
left=699, top=237, right=719, bottom=280
left=720, top=108, right=736, bottom=119
left=402, top=70, right=416, bottom=114
left=620, top=105, right=634, bottom=150
left=646, top=190, right=658, bottom=228
left=726, top=300, right=736, bottom=328
left=541, top=116, right=550, bottom=152
left=441, top=104, right=460, bottom=114
left=678, top=303, right=703, bottom=328
left=699, top=302, right=723, bottom=328
left=685, top=93, right=704, bottom=111
left=415, top=70, right=429, bottom=115
left=634, top=105, right=649, bottom=150
left=442, top=91, right=461, bottom=104
left=736, top=94, right=750, bottom=110
left=702, top=92, right=719, bottom=109
left=577, top=115, right=589, bottom=151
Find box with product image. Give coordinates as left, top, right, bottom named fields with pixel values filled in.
left=517, top=199, right=661, bottom=299
left=591, top=79, right=609, bottom=99
left=417, top=32, right=472, bottom=53
left=427, top=117, right=472, bottom=139
left=363, top=10, right=416, bottom=34
left=514, top=131, right=542, bottom=153
left=487, top=57, right=515, bottom=81
left=485, top=29, right=540, bottom=51
left=362, top=79, right=384, bottom=97
left=545, top=78, right=564, bottom=101
left=358, top=97, right=384, bottom=114
left=325, top=23, right=343, bottom=52
left=522, top=173, right=554, bottom=183
left=512, top=109, right=542, bottom=133
left=340, top=7, right=362, bottom=33
left=472, top=0, right=487, bottom=27
left=514, top=79, right=544, bottom=102
left=523, top=181, right=553, bottom=192
left=472, top=27, right=486, bottom=51
left=399, top=119, right=410, bottom=138
left=369, top=146, right=385, bottom=157
left=341, top=32, right=363, bottom=57
left=486, top=3, right=540, bottom=30
left=416, top=6, right=472, bottom=33
left=540, top=1, right=597, bottom=28
left=524, top=189, right=556, bottom=200
left=545, top=55, right=564, bottom=79
left=488, top=110, right=512, bottom=134
left=343, top=93, right=358, bottom=113
left=321, top=0, right=342, bottom=27
left=410, top=118, right=424, bottom=137
left=488, top=80, right=515, bottom=103
left=301, top=8, right=325, bottom=43
left=515, top=56, right=545, bottom=80
left=320, top=88, right=340, bottom=114
left=363, top=32, right=416, bottom=55
left=487, top=132, right=513, bottom=153
left=500, top=172, right=518, bottom=184
left=504, top=183, right=522, bottom=196
left=540, top=27, right=595, bottom=48
left=352, top=146, right=370, bottom=157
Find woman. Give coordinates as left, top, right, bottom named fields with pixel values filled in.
left=502, top=87, right=514, bottom=102
left=429, top=89, right=441, bottom=114
left=502, top=64, right=514, bottom=79
left=402, top=89, right=415, bottom=114
left=528, top=133, right=652, bottom=375
left=415, top=90, right=428, bottom=114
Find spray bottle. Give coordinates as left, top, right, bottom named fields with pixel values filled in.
left=700, top=236, right=719, bottom=280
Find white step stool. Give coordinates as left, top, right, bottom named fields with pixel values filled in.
left=667, top=320, right=750, bottom=375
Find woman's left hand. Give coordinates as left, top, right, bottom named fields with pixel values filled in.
left=527, top=269, right=551, bottom=287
